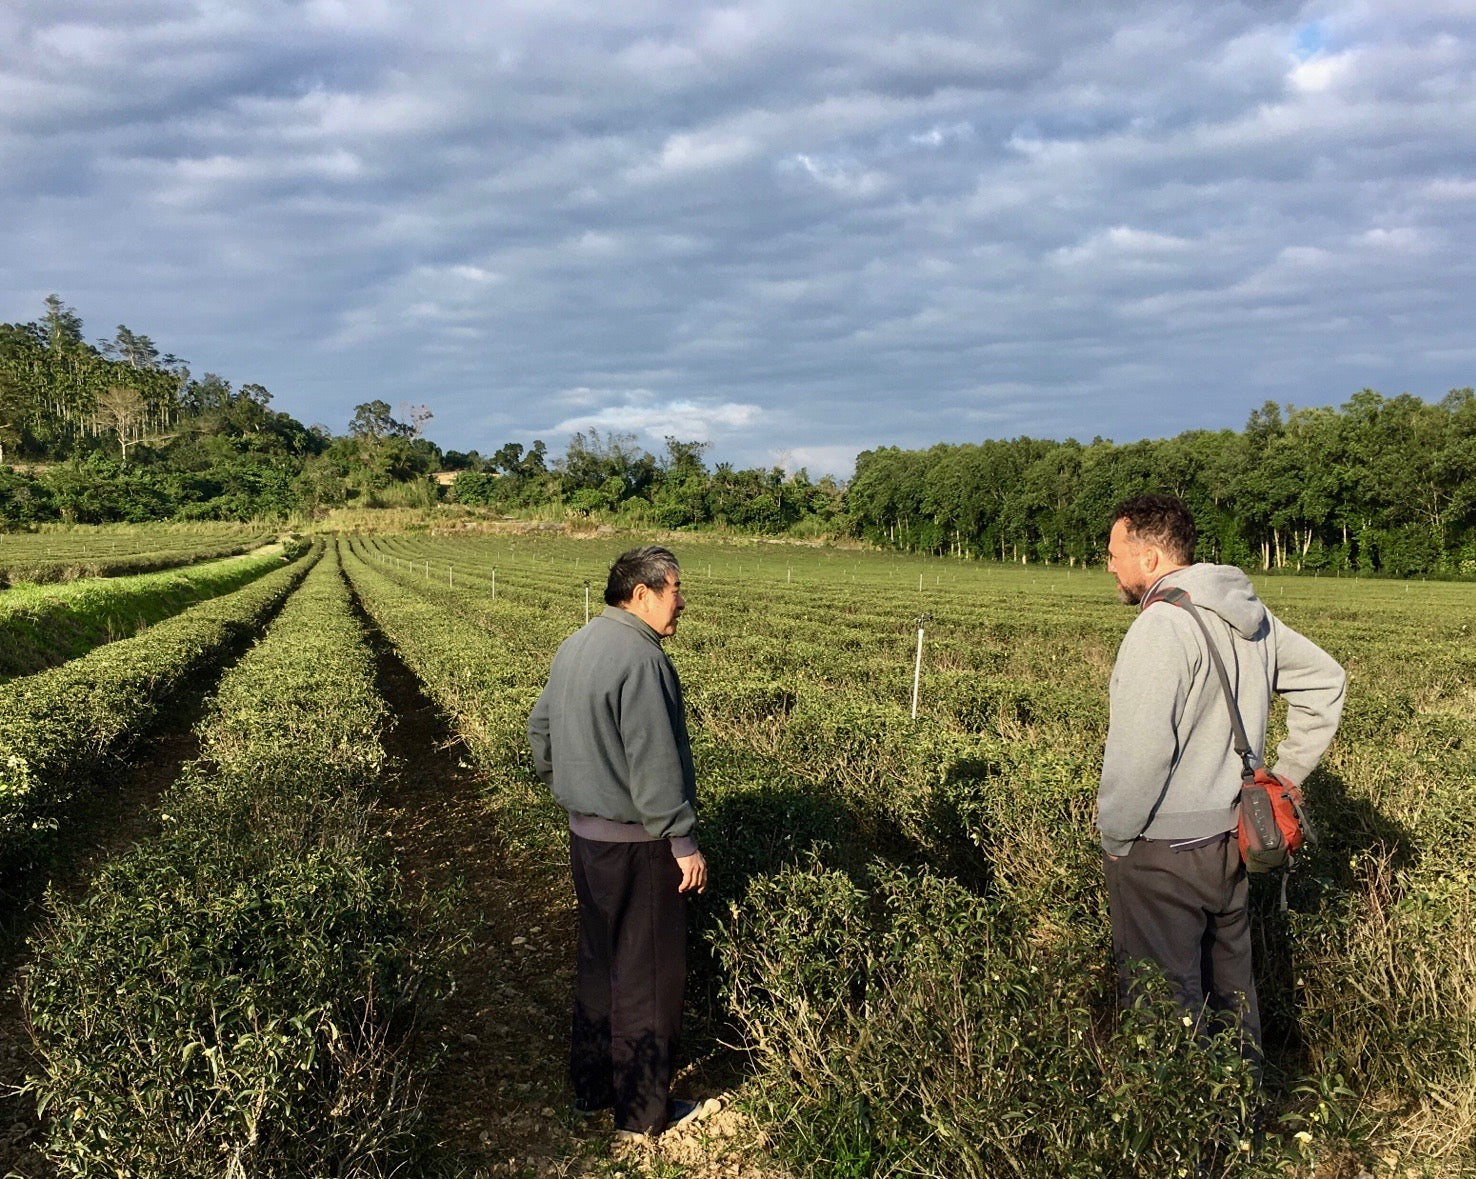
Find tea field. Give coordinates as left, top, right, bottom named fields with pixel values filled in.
left=337, top=531, right=1476, bottom=1178
left=1, top=527, right=1471, bottom=1177
left=0, top=522, right=273, bottom=586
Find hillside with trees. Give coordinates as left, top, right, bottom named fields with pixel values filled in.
left=3, top=297, right=1473, bottom=575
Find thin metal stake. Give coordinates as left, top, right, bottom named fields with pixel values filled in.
left=584, top=580, right=591, bottom=624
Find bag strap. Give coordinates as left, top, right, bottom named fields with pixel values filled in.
left=1142, top=584, right=1259, bottom=785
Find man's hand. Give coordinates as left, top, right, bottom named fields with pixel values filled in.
left=676, top=849, right=708, bottom=894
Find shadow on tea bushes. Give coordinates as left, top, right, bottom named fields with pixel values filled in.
left=24, top=829, right=437, bottom=1178
left=718, top=860, right=1307, bottom=1179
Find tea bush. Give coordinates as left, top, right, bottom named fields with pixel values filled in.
left=0, top=547, right=289, bottom=679
left=721, top=861, right=1286, bottom=1179
left=24, top=542, right=447, bottom=1176
left=0, top=522, right=271, bottom=586
left=0, top=543, right=317, bottom=869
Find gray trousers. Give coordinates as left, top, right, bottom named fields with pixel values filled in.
left=1103, top=832, right=1262, bottom=1059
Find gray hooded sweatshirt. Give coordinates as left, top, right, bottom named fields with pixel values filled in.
left=1097, top=563, right=1346, bottom=857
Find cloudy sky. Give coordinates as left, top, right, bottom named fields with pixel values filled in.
left=2, top=1, right=1473, bottom=475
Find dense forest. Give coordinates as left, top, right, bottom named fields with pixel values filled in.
left=847, top=390, right=1476, bottom=575
left=3, top=297, right=1473, bottom=575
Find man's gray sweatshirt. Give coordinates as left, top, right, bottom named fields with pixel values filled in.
left=528, top=606, right=698, bottom=857
left=1097, top=564, right=1346, bottom=857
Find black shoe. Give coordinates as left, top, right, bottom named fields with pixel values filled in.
left=668, top=1098, right=700, bottom=1128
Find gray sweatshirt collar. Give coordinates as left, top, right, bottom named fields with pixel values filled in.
left=600, top=604, right=664, bottom=647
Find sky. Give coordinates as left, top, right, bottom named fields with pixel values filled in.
left=2, top=1, right=1474, bottom=477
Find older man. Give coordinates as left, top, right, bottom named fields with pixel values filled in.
left=1099, top=494, right=1345, bottom=1057
left=528, top=544, right=707, bottom=1137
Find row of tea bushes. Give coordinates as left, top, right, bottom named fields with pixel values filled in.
left=23, top=542, right=449, bottom=1177
left=339, top=538, right=563, bottom=846
left=0, top=547, right=293, bottom=679
left=0, top=544, right=317, bottom=871
left=0, top=523, right=274, bottom=586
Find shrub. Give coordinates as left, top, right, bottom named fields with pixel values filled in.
left=720, top=861, right=1295, bottom=1179
left=23, top=544, right=449, bottom=1176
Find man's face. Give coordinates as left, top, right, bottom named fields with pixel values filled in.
left=1106, top=518, right=1150, bottom=606
left=630, top=570, right=685, bottom=638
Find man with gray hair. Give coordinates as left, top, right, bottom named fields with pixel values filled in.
left=528, top=545, right=707, bottom=1137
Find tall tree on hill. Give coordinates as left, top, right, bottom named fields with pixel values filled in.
left=97, top=385, right=147, bottom=462
left=0, top=368, right=24, bottom=466
left=348, top=399, right=413, bottom=443
left=560, top=430, right=656, bottom=501
left=42, top=295, right=83, bottom=354
left=105, top=325, right=161, bottom=370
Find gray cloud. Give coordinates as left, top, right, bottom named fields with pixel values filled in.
left=2, top=0, right=1473, bottom=475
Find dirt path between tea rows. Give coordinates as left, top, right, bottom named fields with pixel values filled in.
left=366, top=621, right=785, bottom=1177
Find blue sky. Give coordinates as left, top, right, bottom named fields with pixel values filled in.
left=3, top=1, right=1473, bottom=476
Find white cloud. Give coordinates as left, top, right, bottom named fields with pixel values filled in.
left=1289, top=50, right=1356, bottom=92
left=1425, top=177, right=1476, bottom=201
left=551, top=396, right=763, bottom=450
left=780, top=153, right=890, bottom=198
left=1052, top=226, right=1194, bottom=266
left=910, top=121, right=974, bottom=147
left=655, top=130, right=759, bottom=174
left=780, top=444, right=859, bottom=478
left=3, top=0, right=1473, bottom=468
left=1358, top=226, right=1424, bottom=252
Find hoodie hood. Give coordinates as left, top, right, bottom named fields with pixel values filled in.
left=1148, top=563, right=1268, bottom=640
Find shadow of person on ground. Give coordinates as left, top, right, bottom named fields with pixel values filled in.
left=1251, top=765, right=1418, bottom=1077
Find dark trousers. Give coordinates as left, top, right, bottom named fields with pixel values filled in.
left=1103, top=833, right=1262, bottom=1060
left=569, top=834, right=687, bottom=1133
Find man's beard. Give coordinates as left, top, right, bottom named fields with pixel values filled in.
left=1116, top=581, right=1143, bottom=606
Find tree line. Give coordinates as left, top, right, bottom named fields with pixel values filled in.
left=848, top=390, right=1476, bottom=575
left=445, top=431, right=846, bottom=536
left=4, top=297, right=1473, bottom=575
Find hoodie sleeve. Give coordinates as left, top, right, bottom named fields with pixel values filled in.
left=1097, top=608, right=1196, bottom=856
left=1268, top=615, right=1346, bottom=784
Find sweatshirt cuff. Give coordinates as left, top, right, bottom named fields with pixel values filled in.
left=1268, top=763, right=1303, bottom=786
left=669, top=834, right=698, bottom=858
left=1100, top=834, right=1135, bottom=858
